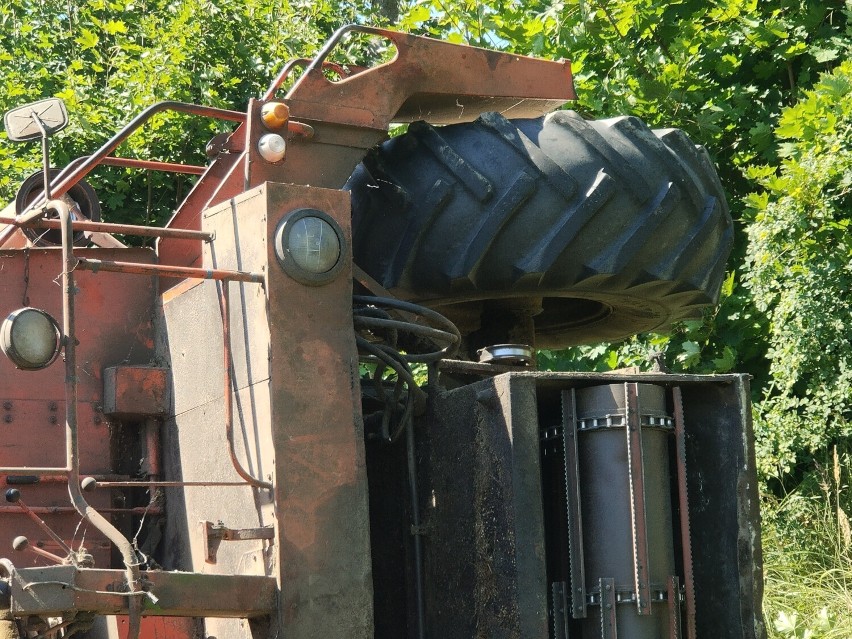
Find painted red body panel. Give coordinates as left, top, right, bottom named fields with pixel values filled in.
left=0, top=248, right=156, bottom=569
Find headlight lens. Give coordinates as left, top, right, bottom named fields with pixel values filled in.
left=274, top=209, right=346, bottom=286
left=0, top=307, right=62, bottom=370
left=287, top=215, right=341, bottom=274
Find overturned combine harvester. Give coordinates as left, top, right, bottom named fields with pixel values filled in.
left=0, top=25, right=763, bottom=639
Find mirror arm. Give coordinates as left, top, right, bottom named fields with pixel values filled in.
left=29, top=110, right=52, bottom=200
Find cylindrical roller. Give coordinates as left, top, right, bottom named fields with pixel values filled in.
left=575, top=383, right=676, bottom=639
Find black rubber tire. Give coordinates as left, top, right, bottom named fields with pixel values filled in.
left=346, top=110, right=732, bottom=348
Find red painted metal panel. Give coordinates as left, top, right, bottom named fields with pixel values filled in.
left=103, top=366, right=169, bottom=417
left=0, top=247, right=157, bottom=569
left=262, top=183, right=374, bottom=636
left=117, top=615, right=200, bottom=639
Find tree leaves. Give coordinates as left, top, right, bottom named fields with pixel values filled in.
left=745, top=61, right=852, bottom=476
left=0, top=0, right=389, bottom=227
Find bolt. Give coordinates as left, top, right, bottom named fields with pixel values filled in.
left=4, top=415, right=12, bottom=423
left=93, top=415, right=102, bottom=425
left=49, top=402, right=57, bottom=411
left=49, top=416, right=57, bottom=425
left=3, top=401, right=11, bottom=410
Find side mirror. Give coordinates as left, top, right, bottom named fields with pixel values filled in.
left=3, top=98, right=68, bottom=142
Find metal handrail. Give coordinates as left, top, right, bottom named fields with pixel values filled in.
left=0, top=215, right=213, bottom=241
left=17, top=101, right=247, bottom=223
left=54, top=198, right=145, bottom=639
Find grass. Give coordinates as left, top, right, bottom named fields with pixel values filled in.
left=762, top=446, right=852, bottom=638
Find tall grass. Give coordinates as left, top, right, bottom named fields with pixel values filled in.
left=762, top=446, right=852, bottom=638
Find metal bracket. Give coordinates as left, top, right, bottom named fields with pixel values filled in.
left=8, top=565, right=277, bottom=618
left=672, top=388, right=697, bottom=638
left=561, top=389, right=587, bottom=619
left=624, top=383, right=652, bottom=615
left=201, top=521, right=274, bottom=564
left=599, top=577, right=617, bottom=639
left=668, top=575, right=682, bottom=639
left=552, top=581, right=570, bottom=639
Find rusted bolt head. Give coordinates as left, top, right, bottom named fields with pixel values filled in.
left=12, top=536, right=28, bottom=552
left=49, top=401, right=57, bottom=411
left=49, top=416, right=57, bottom=424
left=3, top=415, right=11, bottom=423
left=4, top=489, right=20, bottom=503
left=2, top=401, right=11, bottom=410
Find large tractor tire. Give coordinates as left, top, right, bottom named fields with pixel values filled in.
left=346, top=110, right=732, bottom=350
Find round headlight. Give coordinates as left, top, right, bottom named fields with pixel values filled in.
left=0, top=307, right=62, bottom=370
left=257, top=133, right=286, bottom=163
left=274, top=209, right=346, bottom=285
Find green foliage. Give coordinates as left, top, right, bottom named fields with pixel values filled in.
left=0, top=0, right=388, bottom=227
left=745, top=61, right=852, bottom=477
left=762, top=446, right=852, bottom=638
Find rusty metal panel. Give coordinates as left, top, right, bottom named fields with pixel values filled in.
left=203, top=189, right=272, bottom=398
left=157, top=229, right=274, bottom=639
left=159, top=186, right=275, bottom=608
left=263, top=183, right=374, bottom=638
left=0, top=248, right=157, bottom=402
left=103, top=366, right=169, bottom=417
left=424, top=374, right=549, bottom=638
left=0, top=399, right=109, bottom=470
left=158, top=182, right=374, bottom=637
left=0, top=400, right=119, bottom=569
left=117, top=615, right=199, bottom=639
left=157, top=151, right=244, bottom=270
left=0, top=248, right=155, bottom=572
left=157, top=281, right=224, bottom=418
left=158, top=382, right=274, bottom=570
left=284, top=27, right=574, bottom=127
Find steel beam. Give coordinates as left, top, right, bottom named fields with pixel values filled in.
left=8, top=566, right=276, bottom=618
